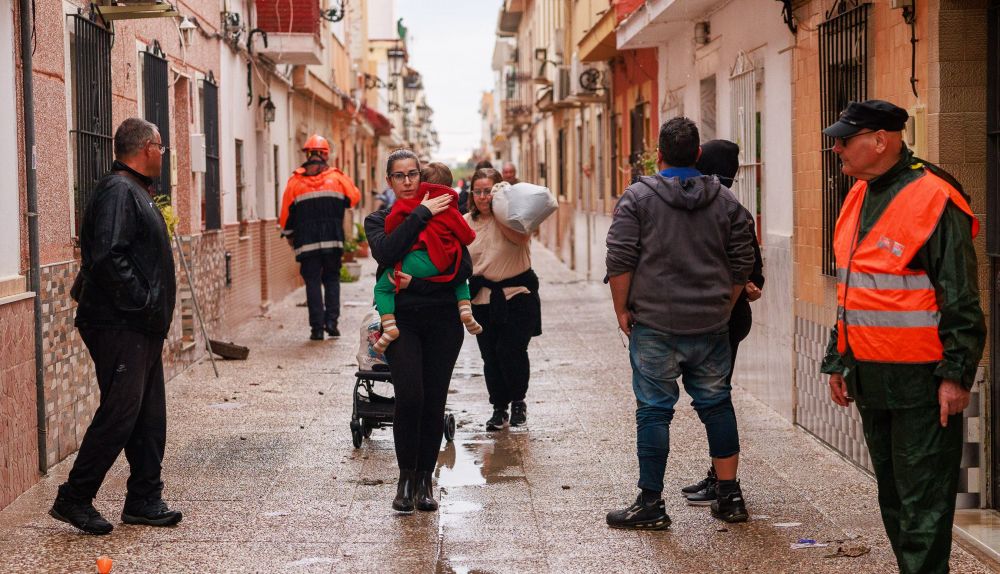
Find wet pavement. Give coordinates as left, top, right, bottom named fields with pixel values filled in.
left=0, top=247, right=995, bottom=573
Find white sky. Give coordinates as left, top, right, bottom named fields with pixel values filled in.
left=397, top=0, right=500, bottom=165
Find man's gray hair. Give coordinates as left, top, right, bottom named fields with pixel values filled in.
left=114, top=117, right=159, bottom=158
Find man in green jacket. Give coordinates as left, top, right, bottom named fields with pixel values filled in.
left=821, top=100, right=985, bottom=574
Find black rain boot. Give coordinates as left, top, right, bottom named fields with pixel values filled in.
left=414, top=471, right=438, bottom=512
left=392, top=469, right=415, bottom=513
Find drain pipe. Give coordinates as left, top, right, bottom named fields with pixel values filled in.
left=20, top=0, right=46, bottom=473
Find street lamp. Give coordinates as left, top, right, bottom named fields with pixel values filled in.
left=387, top=45, right=406, bottom=79
left=417, top=103, right=431, bottom=123
left=178, top=15, right=197, bottom=47
left=403, top=72, right=420, bottom=105
left=258, top=95, right=276, bottom=123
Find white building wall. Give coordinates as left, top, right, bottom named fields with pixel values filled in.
left=0, top=0, right=20, bottom=280
left=367, top=0, right=396, bottom=40
left=220, top=42, right=260, bottom=224
left=653, top=0, right=796, bottom=420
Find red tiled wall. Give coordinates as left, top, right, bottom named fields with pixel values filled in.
left=262, top=219, right=302, bottom=306
left=222, top=224, right=264, bottom=329
left=0, top=298, right=39, bottom=509
left=254, top=0, right=319, bottom=34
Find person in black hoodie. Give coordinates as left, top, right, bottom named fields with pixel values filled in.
left=51, top=118, right=181, bottom=535
left=681, top=140, right=766, bottom=506
left=364, top=149, right=473, bottom=513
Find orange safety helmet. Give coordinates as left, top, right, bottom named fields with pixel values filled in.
left=302, top=134, right=330, bottom=154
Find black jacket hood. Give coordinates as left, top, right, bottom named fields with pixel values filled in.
left=637, top=174, right=723, bottom=211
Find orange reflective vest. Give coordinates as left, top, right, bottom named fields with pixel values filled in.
left=833, top=169, right=978, bottom=363
left=279, top=166, right=361, bottom=259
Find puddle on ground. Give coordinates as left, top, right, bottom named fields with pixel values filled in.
left=436, top=436, right=523, bottom=488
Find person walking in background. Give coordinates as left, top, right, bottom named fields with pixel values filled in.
left=465, top=168, right=540, bottom=431
left=501, top=162, right=520, bottom=185
left=459, top=160, right=496, bottom=214
left=682, top=140, right=765, bottom=507
left=52, top=118, right=181, bottom=535
left=605, top=117, right=755, bottom=530
left=364, top=150, right=473, bottom=513
left=279, top=135, right=361, bottom=341
left=821, top=100, right=984, bottom=574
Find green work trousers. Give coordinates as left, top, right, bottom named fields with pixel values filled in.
left=373, top=249, right=470, bottom=315
left=859, top=404, right=963, bottom=574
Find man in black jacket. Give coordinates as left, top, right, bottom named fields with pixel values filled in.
left=50, top=118, right=181, bottom=535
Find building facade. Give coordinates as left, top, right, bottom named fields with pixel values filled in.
left=0, top=0, right=432, bottom=510
left=484, top=0, right=1000, bottom=544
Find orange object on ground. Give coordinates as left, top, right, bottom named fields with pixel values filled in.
left=96, top=556, right=113, bottom=574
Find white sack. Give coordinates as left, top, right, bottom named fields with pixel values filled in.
left=491, top=181, right=558, bottom=234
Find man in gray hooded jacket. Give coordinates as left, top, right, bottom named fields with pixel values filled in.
left=605, top=117, right=755, bottom=530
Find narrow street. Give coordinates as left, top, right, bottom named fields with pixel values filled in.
left=0, top=246, right=992, bottom=573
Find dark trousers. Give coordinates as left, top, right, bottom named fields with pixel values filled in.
left=58, top=329, right=167, bottom=504
left=472, top=294, right=537, bottom=408
left=299, top=251, right=342, bottom=329
left=384, top=304, right=464, bottom=471
left=727, top=301, right=753, bottom=385
left=861, top=404, right=963, bottom=574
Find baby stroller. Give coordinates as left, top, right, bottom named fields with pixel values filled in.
left=351, top=310, right=457, bottom=449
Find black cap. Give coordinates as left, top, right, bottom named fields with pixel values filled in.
left=822, top=100, right=909, bottom=138
left=696, top=140, right=740, bottom=187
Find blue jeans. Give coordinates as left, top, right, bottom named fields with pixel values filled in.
left=629, top=323, right=740, bottom=493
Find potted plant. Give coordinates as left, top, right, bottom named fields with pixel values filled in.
left=355, top=223, right=369, bottom=258
left=342, top=236, right=359, bottom=263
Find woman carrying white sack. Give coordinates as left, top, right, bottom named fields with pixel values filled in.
left=465, top=168, right=554, bottom=431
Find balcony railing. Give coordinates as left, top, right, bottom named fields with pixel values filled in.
left=253, top=0, right=323, bottom=65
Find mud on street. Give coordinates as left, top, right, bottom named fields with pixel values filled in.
left=0, top=249, right=992, bottom=573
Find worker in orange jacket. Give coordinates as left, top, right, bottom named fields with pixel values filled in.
left=821, top=101, right=985, bottom=574
left=279, top=135, right=361, bottom=340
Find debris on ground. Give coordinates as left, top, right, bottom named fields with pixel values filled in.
left=790, top=539, right=830, bottom=550
left=773, top=522, right=802, bottom=528
left=561, top=485, right=571, bottom=490
left=358, top=478, right=384, bottom=486
left=824, top=544, right=871, bottom=559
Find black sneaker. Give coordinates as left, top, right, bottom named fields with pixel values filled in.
left=121, top=498, right=183, bottom=527
left=710, top=480, right=749, bottom=523
left=49, top=497, right=114, bottom=535
left=681, top=466, right=716, bottom=495
left=485, top=408, right=509, bottom=431
left=325, top=322, right=340, bottom=338
left=685, top=484, right=716, bottom=506
left=310, top=328, right=324, bottom=341
left=510, top=400, right=527, bottom=426
left=606, top=495, right=671, bottom=531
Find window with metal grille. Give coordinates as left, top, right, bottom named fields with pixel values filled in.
left=235, top=139, right=246, bottom=223
left=730, top=51, right=762, bottom=230
left=202, top=78, right=221, bottom=230
left=987, top=2, right=1000, bottom=256
left=629, top=100, right=647, bottom=184
left=819, top=1, right=870, bottom=275
left=610, top=112, right=620, bottom=198
left=68, top=15, right=112, bottom=237
left=142, top=47, right=171, bottom=196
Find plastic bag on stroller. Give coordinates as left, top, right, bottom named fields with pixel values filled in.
left=357, top=306, right=388, bottom=371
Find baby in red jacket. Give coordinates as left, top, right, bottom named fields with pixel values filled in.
left=373, top=163, right=481, bottom=352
